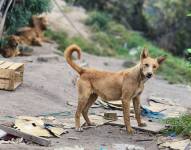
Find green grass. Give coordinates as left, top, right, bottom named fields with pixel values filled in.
left=45, top=29, right=116, bottom=56
left=45, top=10, right=191, bottom=85
left=163, top=115, right=191, bottom=137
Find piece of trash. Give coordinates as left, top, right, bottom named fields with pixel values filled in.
left=15, top=116, right=52, bottom=137
left=104, top=113, right=118, bottom=121
left=141, top=106, right=165, bottom=119
left=0, top=124, right=51, bottom=146
left=45, top=125, right=68, bottom=137
left=144, top=96, right=188, bottom=118
left=14, top=116, right=67, bottom=137
left=158, top=138, right=190, bottom=150
left=113, top=144, right=145, bottom=150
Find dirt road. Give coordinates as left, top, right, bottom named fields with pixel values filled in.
left=0, top=43, right=190, bottom=149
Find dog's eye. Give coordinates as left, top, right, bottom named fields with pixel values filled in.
left=153, top=65, right=156, bottom=68
left=144, top=64, right=149, bottom=67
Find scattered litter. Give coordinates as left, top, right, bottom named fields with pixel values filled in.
left=158, top=137, right=190, bottom=150
left=14, top=116, right=67, bottom=137
left=0, top=124, right=51, bottom=146
left=113, top=143, right=145, bottom=150
left=54, top=145, right=84, bottom=150
left=106, top=117, right=166, bottom=133
left=104, top=113, right=118, bottom=121
left=143, top=96, right=188, bottom=118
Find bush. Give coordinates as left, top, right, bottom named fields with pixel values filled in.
left=5, top=0, right=52, bottom=34
left=85, top=11, right=110, bottom=31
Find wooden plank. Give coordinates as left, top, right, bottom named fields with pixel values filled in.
left=0, top=124, right=51, bottom=146
left=0, top=62, right=14, bottom=69
left=8, top=63, right=24, bottom=70
left=105, top=117, right=166, bottom=133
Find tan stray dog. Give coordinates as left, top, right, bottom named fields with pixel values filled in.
left=0, top=35, right=21, bottom=58
left=16, top=16, right=51, bottom=46
left=64, top=44, right=166, bottom=134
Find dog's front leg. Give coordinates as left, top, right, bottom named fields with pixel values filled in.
left=133, top=96, right=146, bottom=127
left=122, top=97, right=133, bottom=134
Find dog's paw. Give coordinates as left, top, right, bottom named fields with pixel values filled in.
left=127, top=127, right=134, bottom=134
left=75, top=127, right=83, bottom=132
left=138, top=122, right=147, bottom=127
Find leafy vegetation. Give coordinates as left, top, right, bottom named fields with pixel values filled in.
left=5, top=0, right=52, bottom=34
left=44, top=29, right=115, bottom=56
left=163, top=115, right=191, bottom=137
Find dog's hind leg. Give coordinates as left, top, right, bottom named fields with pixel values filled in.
left=82, top=93, right=98, bottom=126
left=75, top=80, right=92, bottom=132
left=133, top=96, right=146, bottom=127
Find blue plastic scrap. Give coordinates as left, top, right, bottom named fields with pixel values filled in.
left=141, top=106, right=165, bottom=119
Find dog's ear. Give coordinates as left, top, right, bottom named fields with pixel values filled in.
left=141, top=47, right=149, bottom=60
left=157, top=55, right=167, bottom=64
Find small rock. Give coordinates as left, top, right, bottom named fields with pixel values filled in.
left=37, top=55, right=60, bottom=62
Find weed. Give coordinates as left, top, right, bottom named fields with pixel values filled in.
left=163, top=115, right=191, bottom=137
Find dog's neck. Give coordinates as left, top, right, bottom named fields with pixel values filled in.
left=132, top=63, right=147, bottom=84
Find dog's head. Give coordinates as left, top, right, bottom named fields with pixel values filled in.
left=140, top=48, right=166, bottom=79
left=8, top=35, right=21, bottom=47
left=32, top=16, right=48, bottom=30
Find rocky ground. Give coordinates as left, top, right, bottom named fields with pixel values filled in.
left=0, top=42, right=189, bottom=150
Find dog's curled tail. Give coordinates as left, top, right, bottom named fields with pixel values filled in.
left=64, top=44, right=84, bottom=74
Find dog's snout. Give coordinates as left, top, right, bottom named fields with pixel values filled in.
left=146, top=72, right=153, bottom=78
